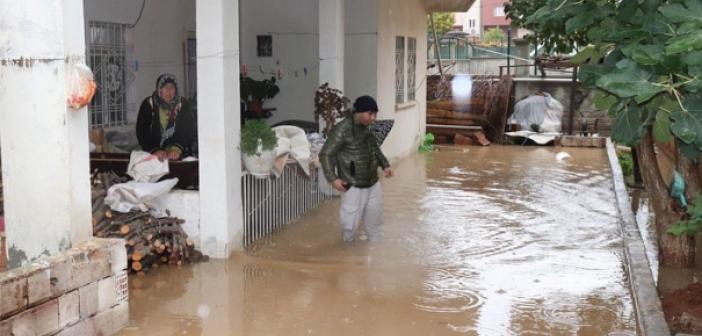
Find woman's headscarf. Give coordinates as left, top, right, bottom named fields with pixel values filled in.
left=152, top=73, right=181, bottom=146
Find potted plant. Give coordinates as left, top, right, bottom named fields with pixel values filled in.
left=313, top=83, right=350, bottom=137
left=240, top=75, right=280, bottom=116
left=241, top=119, right=278, bottom=177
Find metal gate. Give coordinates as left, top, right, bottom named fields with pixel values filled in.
left=242, top=162, right=335, bottom=247
left=87, top=21, right=127, bottom=128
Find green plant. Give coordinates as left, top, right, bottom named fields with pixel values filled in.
left=428, top=12, right=455, bottom=36
left=669, top=195, right=702, bottom=236
left=483, top=28, right=506, bottom=46
left=314, top=83, right=350, bottom=137
left=240, top=75, right=280, bottom=104
left=617, top=151, right=634, bottom=177
left=240, top=119, right=278, bottom=156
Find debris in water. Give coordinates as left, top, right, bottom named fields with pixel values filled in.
left=556, top=151, right=571, bottom=161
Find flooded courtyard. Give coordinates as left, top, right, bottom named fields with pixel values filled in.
left=120, top=146, right=638, bottom=335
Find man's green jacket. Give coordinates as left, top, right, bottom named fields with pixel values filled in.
left=320, top=117, right=390, bottom=188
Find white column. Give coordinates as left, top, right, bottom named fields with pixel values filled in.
left=319, top=0, right=345, bottom=91
left=197, top=0, right=243, bottom=258
left=0, top=0, right=92, bottom=268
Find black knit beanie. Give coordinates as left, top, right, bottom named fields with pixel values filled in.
left=353, top=95, right=378, bottom=113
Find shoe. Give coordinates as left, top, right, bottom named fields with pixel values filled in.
left=358, top=231, right=368, bottom=241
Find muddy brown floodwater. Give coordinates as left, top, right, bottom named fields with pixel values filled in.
left=119, top=146, right=638, bottom=336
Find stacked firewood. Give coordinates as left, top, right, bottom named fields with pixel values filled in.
left=91, top=172, right=207, bottom=274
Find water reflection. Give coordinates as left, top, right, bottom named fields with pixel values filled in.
left=119, top=146, right=637, bottom=336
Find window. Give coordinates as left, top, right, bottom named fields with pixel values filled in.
left=87, top=21, right=127, bottom=128
left=493, top=6, right=505, bottom=17
left=407, top=38, right=417, bottom=102
left=395, top=36, right=405, bottom=104
left=469, top=19, right=476, bottom=28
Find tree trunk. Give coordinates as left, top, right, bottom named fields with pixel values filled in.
left=636, top=133, right=695, bottom=267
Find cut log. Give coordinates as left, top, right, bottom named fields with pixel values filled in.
left=91, top=189, right=106, bottom=203
left=131, top=261, right=143, bottom=272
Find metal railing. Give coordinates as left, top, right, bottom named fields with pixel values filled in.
left=241, top=161, right=335, bottom=247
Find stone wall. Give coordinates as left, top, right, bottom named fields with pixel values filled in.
left=0, top=238, right=128, bottom=335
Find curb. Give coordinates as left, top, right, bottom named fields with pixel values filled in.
left=606, top=138, right=671, bottom=336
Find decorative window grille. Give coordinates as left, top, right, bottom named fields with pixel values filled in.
left=407, top=37, right=417, bottom=102
left=87, top=21, right=127, bottom=128
left=395, top=36, right=405, bottom=104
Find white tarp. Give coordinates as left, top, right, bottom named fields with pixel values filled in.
left=104, top=150, right=178, bottom=217
left=104, top=179, right=179, bottom=217
left=127, top=150, right=169, bottom=182
left=508, top=92, right=564, bottom=133
left=272, top=125, right=312, bottom=176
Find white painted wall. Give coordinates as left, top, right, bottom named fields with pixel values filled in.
left=459, top=0, right=481, bottom=36
left=240, top=0, right=319, bottom=125
left=0, top=0, right=92, bottom=268
left=320, top=0, right=345, bottom=92
left=376, top=0, right=428, bottom=162
left=344, top=0, right=379, bottom=101
left=83, top=0, right=196, bottom=123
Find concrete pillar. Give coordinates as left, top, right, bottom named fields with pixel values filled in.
left=0, top=0, right=92, bottom=269
left=196, top=0, right=243, bottom=258
left=319, top=0, right=345, bottom=91
left=513, top=38, right=530, bottom=77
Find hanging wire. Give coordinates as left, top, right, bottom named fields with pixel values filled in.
left=129, top=0, right=146, bottom=28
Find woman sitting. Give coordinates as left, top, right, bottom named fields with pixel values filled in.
left=136, top=73, right=195, bottom=161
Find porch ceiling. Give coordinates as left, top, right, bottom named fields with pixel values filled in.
left=424, top=0, right=475, bottom=12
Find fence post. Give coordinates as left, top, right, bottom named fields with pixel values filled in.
left=506, top=27, right=512, bottom=75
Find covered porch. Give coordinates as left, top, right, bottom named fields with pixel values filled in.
left=0, top=0, right=473, bottom=265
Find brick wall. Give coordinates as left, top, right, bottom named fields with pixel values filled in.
left=0, top=238, right=128, bottom=335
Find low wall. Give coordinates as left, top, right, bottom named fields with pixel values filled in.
left=0, top=238, right=129, bottom=335
left=155, top=190, right=201, bottom=246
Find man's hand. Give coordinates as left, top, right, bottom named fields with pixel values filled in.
left=154, top=150, right=168, bottom=161
left=332, top=179, right=347, bottom=192
left=384, top=167, right=394, bottom=178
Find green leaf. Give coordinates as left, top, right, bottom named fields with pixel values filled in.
left=686, top=79, right=702, bottom=93
left=667, top=219, right=702, bottom=236
left=687, top=196, right=702, bottom=218
left=566, top=10, right=597, bottom=33
left=579, top=63, right=614, bottom=87
left=611, top=102, right=646, bottom=146
left=653, top=110, right=673, bottom=143
left=659, top=2, right=702, bottom=24
left=589, top=45, right=610, bottom=64
left=678, top=22, right=700, bottom=35
left=666, top=32, right=702, bottom=55
left=627, top=44, right=665, bottom=65
left=587, top=27, right=607, bottom=41
left=594, top=91, right=617, bottom=110
left=571, top=46, right=595, bottom=64
left=683, top=51, right=702, bottom=66
left=596, top=66, right=666, bottom=103
left=678, top=139, right=702, bottom=162
left=659, top=54, right=686, bottom=74
left=671, top=113, right=699, bottom=144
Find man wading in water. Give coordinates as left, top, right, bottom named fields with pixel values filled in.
left=320, top=95, right=394, bottom=242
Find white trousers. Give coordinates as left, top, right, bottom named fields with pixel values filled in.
left=340, top=182, right=383, bottom=242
